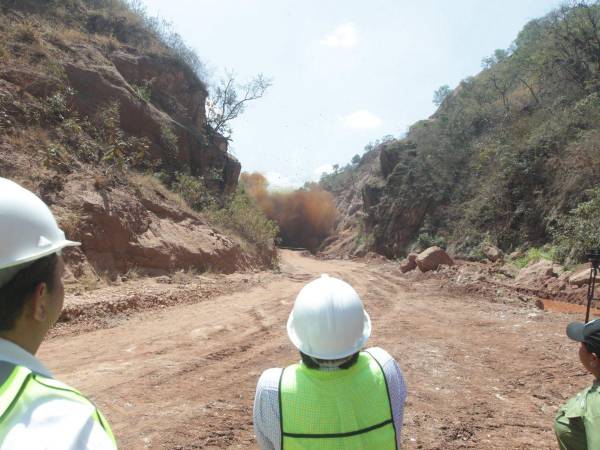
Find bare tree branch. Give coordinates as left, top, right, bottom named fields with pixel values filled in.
left=207, top=72, right=272, bottom=139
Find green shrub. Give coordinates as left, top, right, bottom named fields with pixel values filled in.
left=513, top=247, right=556, bottom=269
left=46, top=88, right=75, bottom=121
left=132, top=81, right=151, bottom=102
left=553, top=187, right=600, bottom=263
left=211, top=188, right=278, bottom=250
left=172, top=173, right=216, bottom=211
left=94, top=101, right=150, bottom=171
left=414, top=232, right=447, bottom=251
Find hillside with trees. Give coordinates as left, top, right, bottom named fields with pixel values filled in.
left=0, top=0, right=278, bottom=281
left=321, top=1, right=600, bottom=264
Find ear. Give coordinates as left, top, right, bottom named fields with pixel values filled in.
left=29, top=282, right=48, bottom=323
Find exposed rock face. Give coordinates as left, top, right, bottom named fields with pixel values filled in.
left=363, top=142, right=431, bottom=258
left=319, top=150, right=382, bottom=257
left=62, top=177, right=249, bottom=277
left=109, top=51, right=208, bottom=130
left=416, top=247, right=454, bottom=272
left=321, top=142, right=433, bottom=259
left=60, top=45, right=239, bottom=194
left=0, top=67, right=61, bottom=98
left=379, top=141, right=417, bottom=178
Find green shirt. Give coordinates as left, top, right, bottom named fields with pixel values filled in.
left=555, top=382, right=600, bottom=450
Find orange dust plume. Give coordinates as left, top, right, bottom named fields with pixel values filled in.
left=240, top=172, right=337, bottom=252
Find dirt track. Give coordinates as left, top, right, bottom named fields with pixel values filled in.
left=38, top=250, right=592, bottom=449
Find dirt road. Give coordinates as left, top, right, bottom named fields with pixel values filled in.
left=38, top=250, right=589, bottom=449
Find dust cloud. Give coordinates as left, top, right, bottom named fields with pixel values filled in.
left=240, top=173, right=337, bottom=252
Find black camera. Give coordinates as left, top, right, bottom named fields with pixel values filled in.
left=585, top=249, right=600, bottom=321
left=589, top=249, right=600, bottom=269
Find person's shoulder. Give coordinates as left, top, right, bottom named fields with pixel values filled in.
left=365, top=346, right=396, bottom=365
left=256, top=367, right=283, bottom=392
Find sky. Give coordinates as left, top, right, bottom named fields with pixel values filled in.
left=139, top=0, right=563, bottom=189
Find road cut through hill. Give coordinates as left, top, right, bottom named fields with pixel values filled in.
left=39, top=250, right=590, bottom=449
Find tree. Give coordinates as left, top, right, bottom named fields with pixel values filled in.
left=351, top=154, right=361, bottom=165
left=207, top=71, right=272, bottom=139
left=481, top=48, right=510, bottom=69
left=433, top=85, right=451, bottom=106
left=544, top=1, right=600, bottom=93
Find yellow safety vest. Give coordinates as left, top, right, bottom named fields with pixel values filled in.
left=279, top=351, right=397, bottom=449
left=0, top=361, right=116, bottom=447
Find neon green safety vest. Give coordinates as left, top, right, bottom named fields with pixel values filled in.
left=278, top=351, right=397, bottom=450
left=0, top=361, right=116, bottom=447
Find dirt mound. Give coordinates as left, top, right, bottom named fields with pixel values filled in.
left=58, top=174, right=253, bottom=279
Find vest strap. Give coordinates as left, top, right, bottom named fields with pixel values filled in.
left=282, top=418, right=393, bottom=439
left=364, top=349, right=398, bottom=449
left=0, top=363, right=32, bottom=423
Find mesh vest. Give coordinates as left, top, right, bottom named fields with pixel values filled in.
left=278, top=351, right=397, bottom=450
left=0, top=361, right=116, bottom=447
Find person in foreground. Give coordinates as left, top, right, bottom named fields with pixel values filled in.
left=555, top=318, right=600, bottom=449
left=0, top=177, right=116, bottom=449
left=253, top=273, right=407, bottom=449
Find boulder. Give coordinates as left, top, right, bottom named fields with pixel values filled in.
left=483, top=244, right=503, bottom=262
left=569, top=268, right=593, bottom=287
left=509, top=251, right=523, bottom=260
left=399, top=252, right=418, bottom=273
left=514, top=260, right=557, bottom=287
left=497, top=264, right=518, bottom=279
left=416, top=246, right=454, bottom=272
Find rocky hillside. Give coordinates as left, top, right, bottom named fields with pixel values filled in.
left=321, top=2, right=600, bottom=263
left=0, top=0, right=275, bottom=281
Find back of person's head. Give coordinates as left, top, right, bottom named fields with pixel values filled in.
left=0, top=177, right=79, bottom=331
left=0, top=254, right=58, bottom=331
left=300, top=351, right=360, bottom=370
left=287, top=274, right=371, bottom=366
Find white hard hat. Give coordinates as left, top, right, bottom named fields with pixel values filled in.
left=287, top=274, right=371, bottom=360
left=0, top=177, right=80, bottom=276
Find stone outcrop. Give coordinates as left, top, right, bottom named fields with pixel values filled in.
left=416, top=246, right=454, bottom=272
left=61, top=177, right=250, bottom=277
left=515, top=260, right=558, bottom=287
left=60, top=44, right=239, bottom=194
left=569, top=268, right=593, bottom=287
left=379, top=141, right=417, bottom=178
left=399, top=252, right=418, bottom=273
left=109, top=51, right=208, bottom=131
left=483, top=244, right=503, bottom=262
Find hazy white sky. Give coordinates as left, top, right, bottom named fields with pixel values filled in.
left=140, top=0, right=563, bottom=189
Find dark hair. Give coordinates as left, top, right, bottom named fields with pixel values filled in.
left=300, top=351, right=360, bottom=370
left=0, top=254, right=58, bottom=331
left=585, top=342, right=600, bottom=356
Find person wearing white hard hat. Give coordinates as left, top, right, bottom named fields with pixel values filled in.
left=0, top=177, right=117, bottom=449
left=253, top=274, right=407, bottom=449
